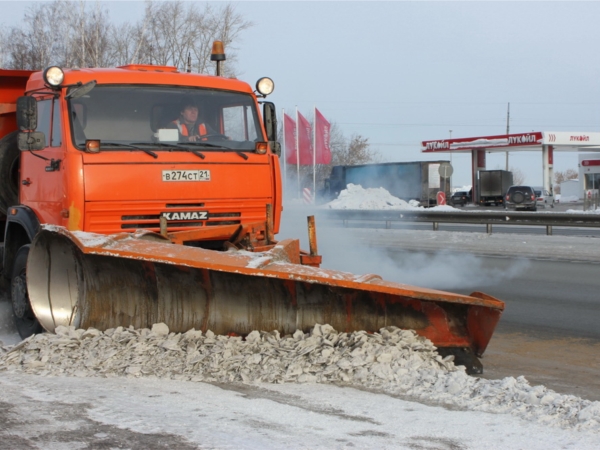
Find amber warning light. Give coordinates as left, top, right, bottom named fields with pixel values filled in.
left=210, top=41, right=226, bottom=77
left=210, top=41, right=225, bottom=61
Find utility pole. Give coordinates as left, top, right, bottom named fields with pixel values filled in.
left=449, top=130, right=453, bottom=164
left=505, top=102, right=510, bottom=171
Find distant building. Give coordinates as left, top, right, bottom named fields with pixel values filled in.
left=559, top=179, right=580, bottom=201
left=579, top=153, right=600, bottom=198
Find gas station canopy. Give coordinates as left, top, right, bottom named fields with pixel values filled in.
left=420, top=131, right=600, bottom=200
left=422, top=131, right=600, bottom=153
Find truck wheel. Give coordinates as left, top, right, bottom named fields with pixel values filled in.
left=10, top=245, right=43, bottom=339
left=0, top=131, right=20, bottom=214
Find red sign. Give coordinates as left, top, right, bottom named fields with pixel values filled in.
left=422, top=132, right=543, bottom=152
left=581, top=160, right=600, bottom=166
left=314, top=108, right=331, bottom=164
left=437, top=191, right=446, bottom=206
left=283, top=114, right=297, bottom=164
left=297, top=112, right=313, bottom=165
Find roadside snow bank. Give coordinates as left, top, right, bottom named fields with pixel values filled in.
left=325, top=184, right=423, bottom=210
left=1, top=323, right=598, bottom=432
left=324, top=183, right=457, bottom=211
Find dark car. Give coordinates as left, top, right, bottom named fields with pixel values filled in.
left=450, top=189, right=472, bottom=206
left=504, top=185, right=537, bottom=211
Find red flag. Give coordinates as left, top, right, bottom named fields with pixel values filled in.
left=290, top=112, right=313, bottom=165
left=284, top=114, right=298, bottom=164
left=314, top=108, right=331, bottom=164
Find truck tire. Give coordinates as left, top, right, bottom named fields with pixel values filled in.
left=0, top=131, right=20, bottom=214
left=10, top=245, right=43, bottom=339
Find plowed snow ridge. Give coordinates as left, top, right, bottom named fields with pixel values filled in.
left=1, top=323, right=599, bottom=432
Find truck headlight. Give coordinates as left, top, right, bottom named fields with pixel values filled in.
left=43, top=66, right=64, bottom=87
left=256, top=77, right=274, bottom=96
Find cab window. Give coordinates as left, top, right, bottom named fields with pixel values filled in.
left=36, top=98, right=62, bottom=147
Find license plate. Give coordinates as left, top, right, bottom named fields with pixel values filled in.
left=162, top=170, right=210, bottom=181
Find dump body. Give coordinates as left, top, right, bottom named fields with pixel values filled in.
left=324, top=161, right=452, bottom=206
left=478, top=170, right=513, bottom=206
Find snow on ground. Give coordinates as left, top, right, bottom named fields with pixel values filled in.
left=324, top=184, right=422, bottom=210
left=324, top=183, right=455, bottom=211
left=321, top=183, right=600, bottom=214
left=557, top=194, right=581, bottom=203
left=1, top=322, right=599, bottom=448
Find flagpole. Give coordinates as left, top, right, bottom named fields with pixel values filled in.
left=312, top=106, right=316, bottom=204
left=295, top=106, right=300, bottom=198
left=282, top=108, right=286, bottom=199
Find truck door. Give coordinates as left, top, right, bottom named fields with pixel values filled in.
left=19, top=96, right=66, bottom=224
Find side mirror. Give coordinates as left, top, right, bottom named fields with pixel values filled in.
left=270, top=141, right=281, bottom=157
left=16, top=96, right=37, bottom=131
left=18, top=131, right=46, bottom=151
left=263, top=101, right=277, bottom=142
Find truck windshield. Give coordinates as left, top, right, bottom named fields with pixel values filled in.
left=68, top=85, right=263, bottom=151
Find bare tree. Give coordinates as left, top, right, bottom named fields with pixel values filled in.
left=282, top=118, right=381, bottom=198
left=510, top=166, right=526, bottom=185
left=135, top=1, right=251, bottom=74
left=554, top=168, right=578, bottom=185
left=1, top=1, right=66, bottom=69
left=553, top=168, right=578, bottom=194
left=331, top=134, right=381, bottom=166
left=0, top=0, right=251, bottom=73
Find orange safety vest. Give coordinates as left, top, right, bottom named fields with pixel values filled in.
left=173, top=120, right=207, bottom=138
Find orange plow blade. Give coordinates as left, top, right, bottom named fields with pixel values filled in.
left=27, top=226, right=504, bottom=373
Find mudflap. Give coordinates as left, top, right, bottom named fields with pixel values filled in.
left=437, top=347, right=483, bottom=375
left=26, top=226, right=505, bottom=367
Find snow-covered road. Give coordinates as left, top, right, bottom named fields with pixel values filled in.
left=1, top=323, right=599, bottom=449
left=2, top=371, right=599, bottom=450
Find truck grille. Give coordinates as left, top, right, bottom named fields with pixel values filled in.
left=120, top=212, right=241, bottom=229
left=84, top=200, right=266, bottom=234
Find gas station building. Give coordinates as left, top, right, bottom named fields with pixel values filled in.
left=421, top=131, right=600, bottom=201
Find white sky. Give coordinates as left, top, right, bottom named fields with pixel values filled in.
left=3, top=0, right=600, bottom=185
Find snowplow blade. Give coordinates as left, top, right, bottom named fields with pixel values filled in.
left=26, top=226, right=504, bottom=373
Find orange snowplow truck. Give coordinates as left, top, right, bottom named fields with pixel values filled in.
left=0, top=44, right=504, bottom=374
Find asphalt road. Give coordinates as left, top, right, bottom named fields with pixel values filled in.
left=410, top=252, right=600, bottom=340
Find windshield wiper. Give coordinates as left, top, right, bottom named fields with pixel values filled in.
left=182, top=142, right=226, bottom=149
left=143, top=142, right=206, bottom=159
left=97, top=142, right=157, bottom=159
left=182, top=142, right=249, bottom=160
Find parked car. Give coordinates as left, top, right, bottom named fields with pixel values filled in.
left=532, top=187, right=555, bottom=208
left=450, top=189, right=472, bottom=206
left=504, top=185, right=537, bottom=211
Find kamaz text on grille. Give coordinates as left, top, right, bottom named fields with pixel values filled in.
left=161, top=211, right=208, bottom=220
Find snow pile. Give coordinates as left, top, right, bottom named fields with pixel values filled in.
left=557, top=194, right=580, bottom=203
left=325, top=184, right=423, bottom=210
left=566, top=207, right=600, bottom=214
left=1, top=323, right=599, bottom=432
left=0, top=324, right=453, bottom=384
left=323, top=183, right=457, bottom=211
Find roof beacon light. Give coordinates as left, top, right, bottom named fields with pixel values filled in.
left=210, top=41, right=226, bottom=77
left=256, top=77, right=274, bottom=97
left=43, top=66, right=64, bottom=88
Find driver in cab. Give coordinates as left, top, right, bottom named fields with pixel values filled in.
left=168, top=101, right=216, bottom=142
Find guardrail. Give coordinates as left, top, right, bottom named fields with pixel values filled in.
left=318, top=209, right=600, bottom=235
